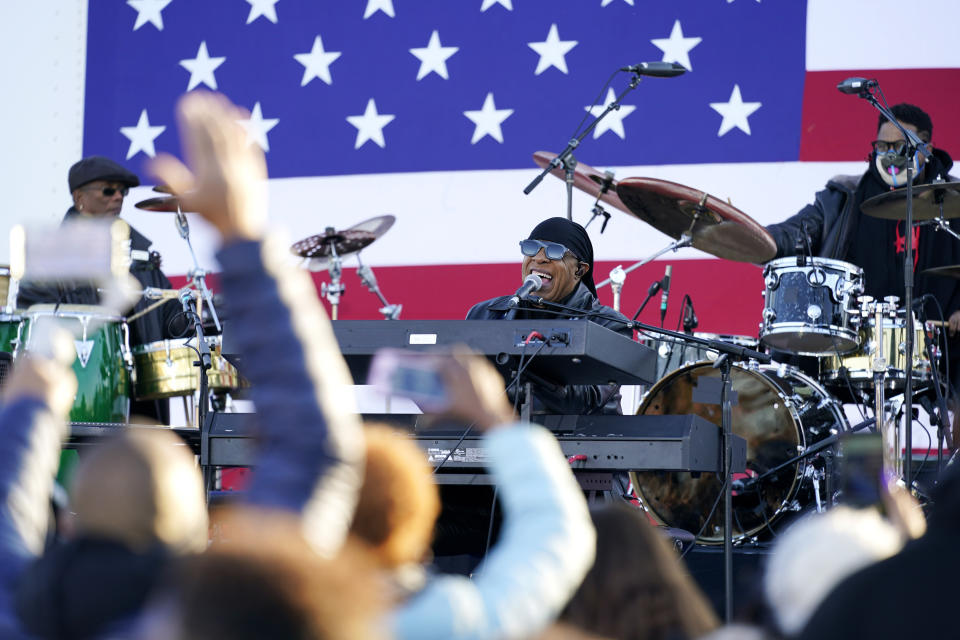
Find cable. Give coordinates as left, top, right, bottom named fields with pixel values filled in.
left=569, top=69, right=620, bottom=140
left=679, top=478, right=729, bottom=560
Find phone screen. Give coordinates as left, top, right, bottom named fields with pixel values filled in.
left=838, top=433, right=885, bottom=508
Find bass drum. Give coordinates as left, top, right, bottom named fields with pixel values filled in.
left=629, top=362, right=847, bottom=544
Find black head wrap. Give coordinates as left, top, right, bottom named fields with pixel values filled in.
left=526, top=217, right=596, bottom=297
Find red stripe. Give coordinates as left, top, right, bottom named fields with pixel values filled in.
left=172, top=259, right=765, bottom=337
left=800, top=69, right=960, bottom=162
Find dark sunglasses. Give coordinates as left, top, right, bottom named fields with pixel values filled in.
left=84, top=185, right=129, bottom=197
left=519, top=239, right=573, bottom=261
left=871, top=139, right=910, bottom=155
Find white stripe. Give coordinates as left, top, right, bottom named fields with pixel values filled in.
left=116, top=160, right=865, bottom=275
left=807, top=0, right=960, bottom=71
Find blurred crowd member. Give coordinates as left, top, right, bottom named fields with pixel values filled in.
left=797, top=462, right=960, bottom=640
left=150, top=90, right=365, bottom=557
left=542, top=503, right=719, bottom=640
left=389, top=349, right=596, bottom=640
left=15, top=429, right=208, bottom=639
left=0, top=336, right=77, bottom=638
left=143, top=513, right=384, bottom=640
left=155, top=90, right=598, bottom=640
left=349, top=423, right=441, bottom=601
left=763, top=506, right=903, bottom=638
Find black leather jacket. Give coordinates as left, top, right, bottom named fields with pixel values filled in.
left=466, top=282, right=633, bottom=415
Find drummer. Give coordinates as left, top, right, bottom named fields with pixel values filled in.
left=17, top=156, right=188, bottom=421
left=466, top=217, right=632, bottom=415
left=765, top=103, right=960, bottom=391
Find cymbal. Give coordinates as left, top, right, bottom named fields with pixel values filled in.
left=615, top=178, right=777, bottom=263
left=153, top=184, right=175, bottom=194
left=135, top=196, right=184, bottom=213
left=921, top=264, right=960, bottom=280
left=861, top=182, right=960, bottom=220
left=291, top=215, right=396, bottom=259
left=532, top=151, right=631, bottom=215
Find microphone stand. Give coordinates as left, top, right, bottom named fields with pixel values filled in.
left=856, top=86, right=933, bottom=488
left=173, top=204, right=222, bottom=333
left=523, top=72, right=644, bottom=214
left=181, top=291, right=211, bottom=429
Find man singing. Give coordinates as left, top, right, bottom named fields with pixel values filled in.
left=467, top=217, right=632, bottom=415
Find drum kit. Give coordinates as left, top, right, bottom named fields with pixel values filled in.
left=533, top=150, right=960, bottom=545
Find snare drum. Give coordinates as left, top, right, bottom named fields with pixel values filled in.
left=132, top=335, right=240, bottom=400
left=760, top=257, right=864, bottom=356
left=18, top=305, right=132, bottom=424
left=630, top=361, right=848, bottom=544
left=821, top=312, right=933, bottom=394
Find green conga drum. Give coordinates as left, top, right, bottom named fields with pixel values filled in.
left=19, top=304, right=132, bottom=424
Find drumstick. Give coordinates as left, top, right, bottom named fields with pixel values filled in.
left=925, top=320, right=950, bottom=327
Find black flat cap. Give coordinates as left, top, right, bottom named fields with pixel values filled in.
left=68, top=156, right=140, bottom=192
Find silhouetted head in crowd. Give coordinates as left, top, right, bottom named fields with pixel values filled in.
left=349, top=423, right=441, bottom=571
left=147, top=512, right=382, bottom=640
left=555, top=503, right=719, bottom=640
left=70, top=429, right=208, bottom=553
left=763, top=506, right=903, bottom=636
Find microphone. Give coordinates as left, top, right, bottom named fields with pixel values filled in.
left=178, top=287, right=196, bottom=313
left=659, top=265, right=672, bottom=323
left=682, top=297, right=698, bottom=333
left=507, top=274, right=543, bottom=309
left=837, top=77, right=877, bottom=95
left=620, top=61, right=686, bottom=77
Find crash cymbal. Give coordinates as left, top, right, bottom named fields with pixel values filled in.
left=532, top=151, right=631, bottom=215
left=615, top=178, right=777, bottom=263
left=135, top=196, right=185, bottom=212
left=921, top=264, right=960, bottom=280
left=861, top=182, right=960, bottom=220
left=290, top=215, right=396, bottom=259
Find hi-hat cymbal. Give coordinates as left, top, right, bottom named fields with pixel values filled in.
left=291, top=215, right=396, bottom=259
left=861, top=182, right=960, bottom=220
left=532, top=151, right=631, bottom=215
left=922, top=264, right=960, bottom=280
left=615, top=178, right=777, bottom=263
left=135, top=196, right=185, bottom=212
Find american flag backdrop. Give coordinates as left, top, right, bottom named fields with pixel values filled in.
left=82, top=0, right=960, bottom=335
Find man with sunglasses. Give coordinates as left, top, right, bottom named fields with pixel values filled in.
left=18, top=156, right=186, bottom=422
left=466, top=217, right=632, bottom=415
left=765, top=103, right=960, bottom=395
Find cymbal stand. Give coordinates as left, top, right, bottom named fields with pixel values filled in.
left=914, top=186, right=960, bottom=242
left=320, top=233, right=345, bottom=321
left=608, top=266, right=626, bottom=313
left=173, top=203, right=222, bottom=333
left=356, top=253, right=402, bottom=320
left=864, top=297, right=898, bottom=477
left=595, top=234, right=693, bottom=289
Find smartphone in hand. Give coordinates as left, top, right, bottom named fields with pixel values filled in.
left=368, top=348, right=449, bottom=412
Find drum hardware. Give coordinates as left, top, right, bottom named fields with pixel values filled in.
left=291, top=215, right=399, bottom=321
left=355, top=254, right=401, bottom=320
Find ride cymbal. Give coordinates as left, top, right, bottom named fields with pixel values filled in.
left=291, top=214, right=396, bottom=259
left=861, top=182, right=960, bottom=220
left=615, top=177, right=776, bottom=263
left=135, top=196, right=185, bottom=212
